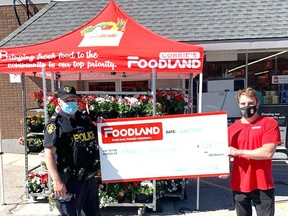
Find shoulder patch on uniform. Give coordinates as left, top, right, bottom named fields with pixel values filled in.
left=47, top=123, right=56, bottom=134
left=50, top=115, right=57, bottom=119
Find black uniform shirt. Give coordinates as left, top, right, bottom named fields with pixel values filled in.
left=44, top=110, right=99, bottom=173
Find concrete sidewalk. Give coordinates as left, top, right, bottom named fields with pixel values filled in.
left=0, top=152, right=59, bottom=216
left=0, top=153, right=288, bottom=216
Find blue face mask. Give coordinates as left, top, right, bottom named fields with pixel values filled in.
left=62, top=101, right=78, bottom=115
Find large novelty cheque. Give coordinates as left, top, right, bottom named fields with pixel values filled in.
left=97, top=112, right=229, bottom=183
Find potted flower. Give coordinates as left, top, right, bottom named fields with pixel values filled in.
left=156, top=90, right=188, bottom=114
left=19, top=135, right=44, bottom=152
left=116, top=96, right=139, bottom=118
left=97, top=95, right=118, bottom=119
left=156, top=179, right=188, bottom=198
left=30, top=90, right=44, bottom=108
left=135, top=181, right=154, bottom=203
left=46, top=94, right=58, bottom=116
left=27, top=168, right=48, bottom=193
left=99, top=182, right=127, bottom=207
left=136, top=95, right=164, bottom=116
left=25, top=114, right=45, bottom=132
left=29, top=90, right=59, bottom=116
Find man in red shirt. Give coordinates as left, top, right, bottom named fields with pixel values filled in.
left=228, top=87, right=280, bottom=216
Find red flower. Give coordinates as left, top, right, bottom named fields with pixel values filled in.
left=41, top=173, right=48, bottom=184
left=28, top=172, right=35, bottom=179
left=30, top=90, right=44, bottom=103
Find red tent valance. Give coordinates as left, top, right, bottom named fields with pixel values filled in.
left=0, top=1, right=203, bottom=75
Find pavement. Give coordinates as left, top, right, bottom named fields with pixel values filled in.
left=0, top=153, right=288, bottom=216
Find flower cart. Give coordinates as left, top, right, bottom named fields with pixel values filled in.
left=26, top=162, right=49, bottom=201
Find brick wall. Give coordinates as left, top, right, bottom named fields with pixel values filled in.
left=0, top=3, right=47, bottom=141
left=0, top=4, right=46, bottom=41
left=0, top=74, right=44, bottom=139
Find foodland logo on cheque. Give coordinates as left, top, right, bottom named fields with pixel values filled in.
left=127, top=52, right=202, bottom=70
left=101, top=122, right=163, bottom=144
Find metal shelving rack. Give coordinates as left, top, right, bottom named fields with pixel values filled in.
left=21, top=75, right=48, bottom=200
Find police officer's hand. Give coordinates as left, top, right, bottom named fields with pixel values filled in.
left=54, top=179, right=67, bottom=198
left=97, top=116, right=104, bottom=123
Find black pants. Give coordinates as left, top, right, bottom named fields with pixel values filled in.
left=56, top=177, right=101, bottom=216
left=233, top=188, right=274, bottom=216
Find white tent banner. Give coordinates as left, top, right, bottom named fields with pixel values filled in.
left=97, top=112, right=229, bottom=183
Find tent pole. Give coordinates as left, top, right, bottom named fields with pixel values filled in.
left=21, top=73, right=29, bottom=199
left=188, top=74, right=193, bottom=113
left=50, top=72, right=55, bottom=92
left=42, top=67, right=48, bottom=124
left=0, top=92, right=4, bottom=205
left=152, top=68, right=156, bottom=116
left=151, top=67, right=157, bottom=210
left=41, top=67, right=53, bottom=211
left=196, top=72, right=203, bottom=211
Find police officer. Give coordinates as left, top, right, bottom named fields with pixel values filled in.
left=44, top=86, right=101, bottom=216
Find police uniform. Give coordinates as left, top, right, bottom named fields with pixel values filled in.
left=44, top=109, right=101, bottom=216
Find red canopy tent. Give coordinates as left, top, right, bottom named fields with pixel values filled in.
left=0, top=0, right=203, bottom=77
left=0, top=0, right=205, bottom=207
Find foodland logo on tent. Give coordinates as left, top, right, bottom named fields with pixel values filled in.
left=78, top=19, right=127, bottom=47
left=101, top=122, right=163, bottom=144
left=127, top=52, right=202, bottom=70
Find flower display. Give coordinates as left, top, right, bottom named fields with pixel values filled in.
left=99, top=180, right=154, bottom=207
left=27, top=168, right=48, bottom=193
left=19, top=135, right=44, bottom=149
left=26, top=114, right=45, bottom=127
left=26, top=90, right=189, bottom=205
left=46, top=94, right=58, bottom=114
left=136, top=95, right=164, bottom=116
left=116, top=96, right=140, bottom=117
left=98, top=179, right=187, bottom=206
left=29, top=89, right=187, bottom=117
left=27, top=135, right=44, bottom=148
left=30, top=90, right=44, bottom=107
left=156, top=90, right=188, bottom=114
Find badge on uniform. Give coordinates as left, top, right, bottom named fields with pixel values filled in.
left=63, top=87, right=72, bottom=93
left=47, top=123, right=56, bottom=134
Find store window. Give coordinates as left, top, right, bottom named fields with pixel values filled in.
left=121, top=81, right=149, bottom=91
left=89, top=82, right=116, bottom=91
left=204, top=51, right=288, bottom=105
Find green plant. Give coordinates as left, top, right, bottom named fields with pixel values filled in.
left=99, top=182, right=126, bottom=207
left=46, top=94, right=58, bottom=113
left=26, top=114, right=45, bottom=126
left=30, top=90, right=44, bottom=105
left=156, top=90, right=188, bottom=114
left=26, top=135, right=44, bottom=148
left=27, top=170, right=48, bottom=193
left=116, top=96, right=140, bottom=115
left=137, top=181, right=154, bottom=196
left=156, top=179, right=188, bottom=198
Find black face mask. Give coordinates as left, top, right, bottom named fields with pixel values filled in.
left=240, top=105, right=257, bottom=118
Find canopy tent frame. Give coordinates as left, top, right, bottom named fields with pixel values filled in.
left=0, top=0, right=204, bottom=213
left=21, top=67, right=202, bottom=215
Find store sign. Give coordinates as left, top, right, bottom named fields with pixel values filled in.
left=271, top=75, right=288, bottom=84
left=97, top=112, right=229, bottom=183
left=259, top=105, right=288, bottom=149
